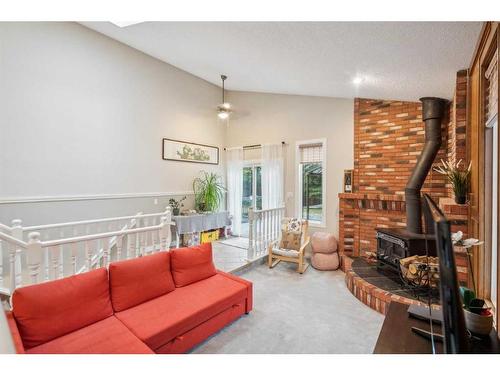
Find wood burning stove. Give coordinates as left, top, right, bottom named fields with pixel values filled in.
left=376, top=228, right=436, bottom=269
left=376, top=97, right=447, bottom=269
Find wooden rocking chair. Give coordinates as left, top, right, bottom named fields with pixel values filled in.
left=268, top=218, right=310, bottom=274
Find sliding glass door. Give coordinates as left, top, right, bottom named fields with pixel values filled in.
left=241, top=164, right=262, bottom=236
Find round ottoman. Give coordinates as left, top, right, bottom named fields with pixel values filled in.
left=311, top=232, right=339, bottom=270
left=312, top=252, right=340, bottom=270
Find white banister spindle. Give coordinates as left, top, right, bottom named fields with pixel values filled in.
left=144, top=230, right=151, bottom=255
left=57, top=229, right=65, bottom=279
left=124, top=234, right=130, bottom=259
left=134, top=232, right=140, bottom=257
left=71, top=242, right=78, bottom=275
left=262, top=211, right=266, bottom=250
left=274, top=210, right=277, bottom=238
left=8, top=243, right=17, bottom=289
left=139, top=231, right=145, bottom=256
left=248, top=208, right=255, bottom=260
left=117, top=234, right=123, bottom=260
left=256, top=213, right=260, bottom=255
left=160, top=216, right=169, bottom=251
left=85, top=240, right=92, bottom=271
left=165, top=223, right=172, bottom=250
left=163, top=208, right=171, bottom=248
left=26, top=232, right=43, bottom=285
left=129, top=233, right=135, bottom=259
left=71, top=227, right=79, bottom=276
left=263, top=211, right=267, bottom=248
left=49, top=246, right=60, bottom=280
left=103, top=239, right=110, bottom=268
left=259, top=212, right=264, bottom=255
left=10, top=219, right=23, bottom=287
left=266, top=211, right=271, bottom=247
left=152, top=226, right=158, bottom=251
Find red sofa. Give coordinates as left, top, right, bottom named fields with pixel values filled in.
left=6, top=243, right=252, bottom=354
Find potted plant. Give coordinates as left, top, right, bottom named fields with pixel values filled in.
left=169, top=196, right=186, bottom=216
left=193, top=171, right=225, bottom=212
left=453, top=232, right=492, bottom=336
left=460, top=286, right=493, bottom=336
left=434, top=159, right=471, bottom=204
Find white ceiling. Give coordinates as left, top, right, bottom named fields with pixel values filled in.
left=81, top=22, right=482, bottom=101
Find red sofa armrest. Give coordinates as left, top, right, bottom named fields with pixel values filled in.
left=5, top=311, right=25, bottom=354
left=217, top=271, right=253, bottom=313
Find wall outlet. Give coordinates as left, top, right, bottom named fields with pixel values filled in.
left=153, top=198, right=158, bottom=205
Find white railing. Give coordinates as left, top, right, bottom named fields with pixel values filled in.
left=248, top=206, right=285, bottom=260
left=0, top=208, right=174, bottom=298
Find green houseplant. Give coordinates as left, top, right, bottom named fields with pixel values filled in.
left=434, top=159, right=471, bottom=204
left=193, top=172, right=225, bottom=212
left=168, top=196, right=186, bottom=216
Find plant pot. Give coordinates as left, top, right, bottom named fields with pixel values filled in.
left=172, top=208, right=180, bottom=216
left=454, top=195, right=466, bottom=204
left=464, top=309, right=493, bottom=336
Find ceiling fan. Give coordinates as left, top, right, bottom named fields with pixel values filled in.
left=217, top=74, right=232, bottom=120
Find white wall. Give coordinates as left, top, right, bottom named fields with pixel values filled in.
left=0, top=22, right=225, bottom=224
left=226, top=91, right=354, bottom=236
left=0, top=22, right=355, bottom=234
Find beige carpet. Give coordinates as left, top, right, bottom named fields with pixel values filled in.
left=191, top=262, right=385, bottom=354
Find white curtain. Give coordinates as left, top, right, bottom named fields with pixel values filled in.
left=261, top=143, right=284, bottom=209
left=226, top=147, right=244, bottom=236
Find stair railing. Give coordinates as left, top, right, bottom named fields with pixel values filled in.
left=0, top=208, right=174, bottom=299
left=248, top=205, right=285, bottom=260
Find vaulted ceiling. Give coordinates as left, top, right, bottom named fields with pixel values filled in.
left=81, top=22, right=482, bottom=101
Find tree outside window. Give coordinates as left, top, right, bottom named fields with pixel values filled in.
left=301, top=163, right=323, bottom=223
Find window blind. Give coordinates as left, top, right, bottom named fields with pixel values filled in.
left=485, top=50, right=498, bottom=125
left=299, top=143, right=323, bottom=163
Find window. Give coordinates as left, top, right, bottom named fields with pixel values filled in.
left=296, top=139, right=326, bottom=227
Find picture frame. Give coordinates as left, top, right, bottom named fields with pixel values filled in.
left=162, top=138, right=219, bottom=165
left=343, top=169, right=353, bottom=193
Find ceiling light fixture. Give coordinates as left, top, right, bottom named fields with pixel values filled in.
left=352, top=76, right=364, bottom=85
left=217, top=75, right=232, bottom=121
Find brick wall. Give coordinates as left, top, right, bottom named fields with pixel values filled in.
left=447, top=69, right=468, bottom=197
left=353, top=98, right=448, bottom=196
left=339, top=71, right=469, bottom=267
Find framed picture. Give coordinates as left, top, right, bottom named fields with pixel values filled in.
left=343, top=169, right=353, bottom=193
left=162, top=138, right=219, bottom=165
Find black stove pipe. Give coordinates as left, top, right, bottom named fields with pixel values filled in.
left=405, top=97, right=447, bottom=234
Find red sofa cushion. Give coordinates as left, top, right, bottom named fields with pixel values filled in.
left=12, top=268, right=113, bottom=349
left=26, top=316, right=153, bottom=354
left=115, top=273, right=248, bottom=350
left=109, top=251, right=175, bottom=312
left=170, top=243, right=217, bottom=287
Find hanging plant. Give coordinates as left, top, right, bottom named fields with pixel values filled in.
left=434, top=159, right=471, bottom=204
left=193, top=171, right=226, bottom=212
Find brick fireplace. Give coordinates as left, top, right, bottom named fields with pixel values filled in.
left=339, top=70, right=469, bottom=283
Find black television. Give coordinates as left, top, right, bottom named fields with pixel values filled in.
left=422, top=193, right=469, bottom=353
